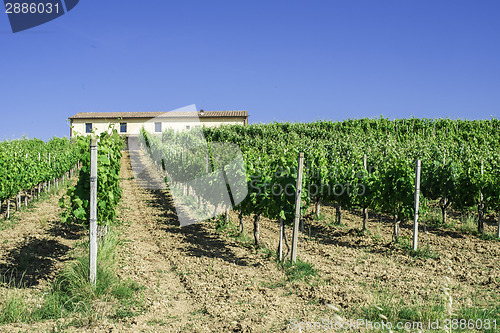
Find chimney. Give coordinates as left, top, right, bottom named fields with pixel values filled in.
left=200, top=109, right=204, bottom=116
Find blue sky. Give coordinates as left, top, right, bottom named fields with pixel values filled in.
left=1, top=1, right=499, bottom=141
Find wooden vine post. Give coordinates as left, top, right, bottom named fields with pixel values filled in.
left=291, top=152, right=304, bottom=263
left=478, top=160, right=484, bottom=234
left=253, top=214, right=261, bottom=246
left=278, top=218, right=284, bottom=261
left=413, top=160, right=421, bottom=251
left=497, top=212, right=500, bottom=239
left=441, top=154, right=449, bottom=225
left=89, top=139, right=98, bottom=286
left=362, top=153, right=368, bottom=231
left=38, top=153, right=41, bottom=199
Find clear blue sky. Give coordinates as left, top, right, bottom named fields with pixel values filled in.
left=1, top=1, right=499, bottom=141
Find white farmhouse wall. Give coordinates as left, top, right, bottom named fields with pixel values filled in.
left=72, top=118, right=154, bottom=136
left=71, top=116, right=246, bottom=137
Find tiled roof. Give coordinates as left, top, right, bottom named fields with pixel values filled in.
left=69, top=111, right=248, bottom=119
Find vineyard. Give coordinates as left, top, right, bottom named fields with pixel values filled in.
left=0, top=119, right=499, bottom=332
left=140, top=118, right=500, bottom=246
left=0, top=137, right=79, bottom=220
left=59, top=130, right=124, bottom=228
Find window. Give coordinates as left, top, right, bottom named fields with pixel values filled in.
left=155, top=122, right=162, bottom=133
left=186, top=125, right=191, bottom=130
left=120, top=123, right=127, bottom=133
left=85, top=123, right=92, bottom=133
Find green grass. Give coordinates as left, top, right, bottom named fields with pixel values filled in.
left=424, top=208, right=443, bottom=228
left=358, top=286, right=445, bottom=332
left=280, top=259, right=317, bottom=282
left=454, top=305, right=500, bottom=332
left=0, top=229, right=143, bottom=325
left=370, top=223, right=384, bottom=243
left=0, top=215, right=19, bottom=231
left=313, top=213, right=326, bottom=221
left=324, top=219, right=346, bottom=228
left=0, top=292, right=31, bottom=323
left=351, top=283, right=500, bottom=333
left=458, top=213, right=478, bottom=234
left=259, top=246, right=275, bottom=259
left=212, top=214, right=256, bottom=248
left=455, top=213, right=500, bottom=241
left=360, top=299, right=500, bottom=332
left=213, top=214, right=230, bottom=232
left=396, top=235, right=439, bottom=259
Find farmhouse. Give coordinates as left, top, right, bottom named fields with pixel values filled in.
left=68, top=110, right=249, bottom=138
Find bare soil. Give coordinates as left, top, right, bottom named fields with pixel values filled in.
left=0, top=182, right=84, bottom=291
left=0, top=180, right=86, bottom=332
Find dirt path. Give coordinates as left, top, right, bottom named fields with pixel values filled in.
left=0, top=181, right=83, bottom=292
left=110, top=151, right=205, bottom=332
left=112, top=151, right=320, bottom=332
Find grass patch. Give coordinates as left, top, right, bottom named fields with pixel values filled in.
left=424, top=208, right=443, bottom=228
left=455, top=213, right=500, bottom=241
left=280, top=259, right=317, bottom=282
left=213, top=214, right=255, bottom=248
left=324, top=220, right=346, bottom=228
left=396, top=235, right=439, bottom=259
left=455, top=305, right=500, bottom=332
left=259, top=246, right=276, bottom=259
left=213, top=214, right=230, bottom=232
left=0, top=215, right=19, bottom=231
left=359, top=288, right=447, bottom=332
left=313, top=213, right=326, bottom=221
left=147, top=318, right=173, bottom=326
left=0, top=292, right=31, bottom=323
left=422, top=206, right=457, bottom=230
left=354, top=285, right=500, bottom=333
left=0, top=229, right=143, bottom=325
left=370, top=224, right=384, bottom=243
left=457, top=213, right=478, bottom=235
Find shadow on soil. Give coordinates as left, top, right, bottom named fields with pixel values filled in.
left=144, top=188, right=250, bottom=267
left=127, top=149, right=250, bottom=266
left=304, top=220, right=389, bottom=253
left=0, top=220, right=84, bottom=288
left=303, top=208, right=465, bottom=255
left=48, top=221, right=86, bottom=240
left=0, top=237, right=70, bottom=288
